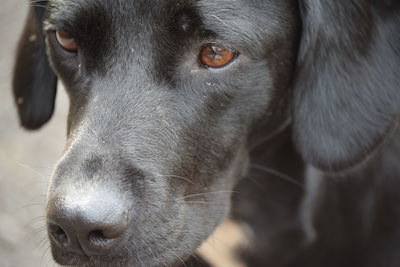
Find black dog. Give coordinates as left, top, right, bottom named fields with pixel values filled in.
left=13, top=0, right=400, bottom=266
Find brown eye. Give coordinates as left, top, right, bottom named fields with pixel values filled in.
left=199, top=44, right=238, bottom=68
left=55, top=31, right=78, bottom=52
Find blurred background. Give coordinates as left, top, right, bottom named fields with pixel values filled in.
left=0, top=1, right=69, bottom=266
left=0, top=2, right=243, bottom=267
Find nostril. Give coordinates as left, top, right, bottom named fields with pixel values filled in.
left=88, top=230, right=114, bottom=248
left=48, top=223, right=69, bottom=246
left=47, top=193, right=129, bottom=255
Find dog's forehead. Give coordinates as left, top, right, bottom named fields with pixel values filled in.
left=48, top=0, right=231, bottom=20
left=48, top=0, right=262, bottom=13
left=47, top=0, right=294, bottom=34
left=46, top=0, right=297, bottom=75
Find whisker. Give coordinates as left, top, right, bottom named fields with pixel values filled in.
left=38, top=236, right=50, bottom=251
left=40, top=244, right=51, bottom=267
left=142, top=235, right=159, bottom=264
left=25, top=225, right=47, bottom=243
left=24, top=215, right=46, bottom=229
left=17, top=162, right=49, bottom=180
left=174, top=190, right=237, bottom=201
left=155, top=174, right=194, bottom=184
left=136, top=248, right=145, bottom=267
left=11, top=202, right=45, bottom=214
left=183, top=201, right=214, bottom=205
left=250, top=164, right=304, bottom=189
left=28, top=0, right=51, bottom=11
left=148, top=232, right=188, bottom=267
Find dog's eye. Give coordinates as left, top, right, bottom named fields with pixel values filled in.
left=56, top=31, right=78, bottom=52
left=199, top=44, right=238, bottom=69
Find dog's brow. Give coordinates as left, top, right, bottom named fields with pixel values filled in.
left=45, top=1, right=82, bottom=29
left=46, top=0, right=108, bottom=28
left=194, top=1, right=262, bottom=46
left=195, top=0, right=293, bottom=47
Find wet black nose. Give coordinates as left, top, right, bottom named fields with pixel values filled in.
left=47, top=194, right=129, bottom=256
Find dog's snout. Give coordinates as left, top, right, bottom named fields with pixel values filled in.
left=47, top=192, right=129, bottom=256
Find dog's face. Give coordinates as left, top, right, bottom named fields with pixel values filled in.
left=13, top=0, right=400, bottom=266
left=18, top=0, right=298, bottom=266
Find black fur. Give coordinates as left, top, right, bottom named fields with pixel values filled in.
left=293, top=0, right=400, bottom=171
left=13, top=0, right=400, bottom=266
left=13, top=1, right=57, bottom=130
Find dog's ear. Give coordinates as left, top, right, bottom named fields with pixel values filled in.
left=292, top=1, right=400, bottom=171
left=13, top=1, right=57, bottom=130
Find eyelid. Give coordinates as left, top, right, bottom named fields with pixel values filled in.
left=45, top=31, right=77, bottom=58
left=54, top=30, right=78, bottom=52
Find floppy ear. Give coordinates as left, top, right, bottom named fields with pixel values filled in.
left=292, top=1, right=400, bottom=171
left=13, top=1, right=57, bottom=130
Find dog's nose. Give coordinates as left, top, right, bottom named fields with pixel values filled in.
left=47, top=193, right=129, bottom=256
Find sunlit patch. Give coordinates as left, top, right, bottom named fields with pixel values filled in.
left=197, top=220, right=249, bottom=267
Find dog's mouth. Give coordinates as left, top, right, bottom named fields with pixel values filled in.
left=51, top=247, right=134, bottom=267
left=50, top=228, right=188, bottom=267
left=50, top=226, right=217, bottom=267
left=51, top=248, right=143, bottom=267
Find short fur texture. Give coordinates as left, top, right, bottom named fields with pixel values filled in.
left=13, top=0, right=400, bottom=266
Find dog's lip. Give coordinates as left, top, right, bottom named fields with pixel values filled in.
left=51, top=241, right=132, bottom=266
left=53, top=249, right=146, bottom=267
left=51, top=240, right=154, bottom=266
left=52, top=249, right=90, bottom=266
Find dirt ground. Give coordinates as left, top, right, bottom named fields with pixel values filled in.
left=0, top=2, right=243, bottom=267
